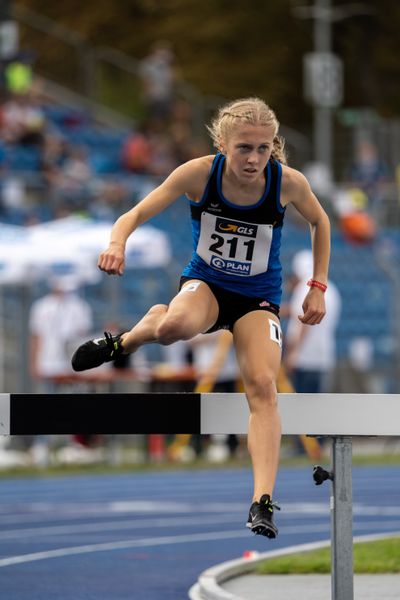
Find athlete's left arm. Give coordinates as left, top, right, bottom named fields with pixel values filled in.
left=281, top=166, right=331, bottom=325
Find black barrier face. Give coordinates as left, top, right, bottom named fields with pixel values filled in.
left=8, top=393, right=202, bottom=435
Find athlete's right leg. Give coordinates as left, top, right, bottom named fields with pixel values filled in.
left=71, top=280, right=219, bottom=371
left=121, top=280, right=219, bottom=352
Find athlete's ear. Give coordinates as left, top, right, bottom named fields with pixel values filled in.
left=218, top=138, right=226, bottom=155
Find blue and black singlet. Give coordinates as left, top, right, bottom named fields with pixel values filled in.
left=182, top=152, right=285, bottom=305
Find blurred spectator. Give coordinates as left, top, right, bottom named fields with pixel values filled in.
left=138, top=40, right=179, bottom=123
left=121, top=124, right=179, bottom=177
left=347, top=140, right=390, bottom=209
left=283, top=249, right=341, bottom=394
left=61, top=145, right=92, bottom=187
left=344, top=336, right=385, bottom=394
left=56, top=144, right=94, bottom=209
left=28, top=275, right=93, bottom=466
left=121, top=124, right=153, bottom=174
left=0, top=136, right=32, bottom=224
left=169, top=98, right=192, bottom=135
left=168, top=98, right=202, bottom=163
left=0, top=175, right=27, bottom=223
left=40, top=133, right=69, bottom=187
left=148, top=132, right=179, bottom=176
left=1, top=91, right=46, bottom=146
left=90, top=179, right=130, bottom=221
left=29, top=275, right=93, bottom=384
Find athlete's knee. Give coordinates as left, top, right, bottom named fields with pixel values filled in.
left=156, top=312, right=193, bottom=345
left=148, top=304, right=168, bottom=315
left=245, top=371, right=278, bottom=409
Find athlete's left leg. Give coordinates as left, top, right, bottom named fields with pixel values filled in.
left=232, top=310, right=282, bottom=502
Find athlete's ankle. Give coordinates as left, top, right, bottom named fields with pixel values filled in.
left=120, top=333, right=134, bottom=354
left=253, top=491, right=272, bottom=503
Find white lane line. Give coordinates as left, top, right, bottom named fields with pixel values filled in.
left=2, top=513, right=400, bottom=542
left=0, top=514, right=242, bottom=539
left=1, top=519, right=400, bottom=568
left=1, top=499, right=400, bottom=523
left=1, top=500, right=400, bottom=529
left=0, top=530, right=251, bottom=567
left=0, top=500, right=252, bottom=518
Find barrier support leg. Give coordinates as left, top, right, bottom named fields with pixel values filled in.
left=331, top=436, right=354, bottom=600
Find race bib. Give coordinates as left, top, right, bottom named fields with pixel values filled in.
left=196, top=212, right=273, bottom=277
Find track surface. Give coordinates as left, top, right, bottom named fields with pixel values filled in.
left=0, top=465, right=399, bottom=599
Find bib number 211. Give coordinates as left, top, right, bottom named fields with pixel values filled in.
left=209, top=234, right=255, bottom=261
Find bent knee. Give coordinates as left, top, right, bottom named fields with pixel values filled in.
left=156, top=313, right=193, bottom=345
left=148, top=304, right=168, bottom=315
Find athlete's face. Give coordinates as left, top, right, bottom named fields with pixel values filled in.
left=221, top=123, right=275, bottom=183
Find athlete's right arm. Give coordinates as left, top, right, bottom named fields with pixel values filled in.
left=98, top=156, right=213, bottom=275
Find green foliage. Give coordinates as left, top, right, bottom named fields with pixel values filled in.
left=257, top=538, right=400, bottom=575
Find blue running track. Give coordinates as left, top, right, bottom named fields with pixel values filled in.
left=0, top=465, right=399, bottom=599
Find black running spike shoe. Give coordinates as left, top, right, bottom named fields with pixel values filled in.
left=71, top=332, right=123, bottom=372
left=246, top=494, right=280, bottom=539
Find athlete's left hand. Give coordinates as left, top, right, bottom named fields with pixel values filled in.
left=298, top=287, right=326, bottom=325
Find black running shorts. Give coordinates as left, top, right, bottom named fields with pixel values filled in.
left=179, top=276, right=280, bottom=333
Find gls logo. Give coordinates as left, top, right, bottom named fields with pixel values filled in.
left=215, top=218, right=257, bottom=238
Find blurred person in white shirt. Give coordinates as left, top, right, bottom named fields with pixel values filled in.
left=28, top=275, right=93, bottom=466
left=284, top=249, right=341, bottom=394
left=29, top=275, right=92, bottom=382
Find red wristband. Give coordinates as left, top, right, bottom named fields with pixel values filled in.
left=307, top=279, right=327, bottom=292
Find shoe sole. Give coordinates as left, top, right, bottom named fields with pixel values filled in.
left=246, top=522, right=278, bottom=539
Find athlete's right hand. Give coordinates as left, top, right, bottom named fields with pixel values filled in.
left=98, top=243, right=125, bottom=275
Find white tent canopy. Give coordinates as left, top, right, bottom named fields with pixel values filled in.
left=0, top=216, right=172, bottom=284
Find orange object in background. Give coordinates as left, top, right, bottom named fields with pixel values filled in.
left=340, top=211, right=376, bottom=244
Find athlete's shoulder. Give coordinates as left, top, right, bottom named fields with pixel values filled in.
left=280, top=164, right=312, bottom=207
left=281, top=164, right=309, bottom=188
left=182, top=154, right=215, bottom=173
left=173, top=155, right=216, bottom=202
left=161, top=155, right=214, bottom=196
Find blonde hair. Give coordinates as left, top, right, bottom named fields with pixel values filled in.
left=207, top=97, right=287, bottom=165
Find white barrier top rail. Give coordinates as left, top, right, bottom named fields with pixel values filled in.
left=202, top=393, right=400, bottom=436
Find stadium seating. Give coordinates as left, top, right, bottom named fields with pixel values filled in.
left=2, top=101, right=398, bottom=370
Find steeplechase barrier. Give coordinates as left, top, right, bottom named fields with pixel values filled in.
left=1, top=392, right=399, bottom=600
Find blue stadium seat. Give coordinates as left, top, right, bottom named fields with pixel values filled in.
left=89, top=150, right=122, bottom=174
left=6, top=146, right=41, bottom=171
